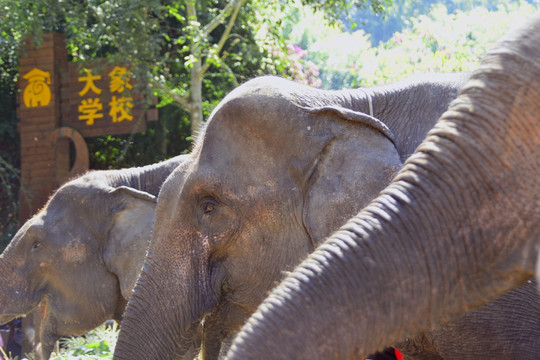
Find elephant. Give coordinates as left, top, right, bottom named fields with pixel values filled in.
left=223, top=13, right=540, bottom=359
left=112, top=69, right=470, bottom=359
left=396, top=279, right=540, bottom=359
left=0, top=155, right=187, bottom=360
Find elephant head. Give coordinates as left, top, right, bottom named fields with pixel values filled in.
left=225, top=13, right=540, bottom=359
left=0, top=178, right=156, bottom=359
left=114, top=80, right=404, bottom=359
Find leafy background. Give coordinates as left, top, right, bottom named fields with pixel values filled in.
left=0, top=0, right=537, bottom=357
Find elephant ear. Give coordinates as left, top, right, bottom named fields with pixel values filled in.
left=302, top=106, right=397, bottom=147
left=300, top=105, right=403, bottom=243
left=103, top=186, right=157, bottom=300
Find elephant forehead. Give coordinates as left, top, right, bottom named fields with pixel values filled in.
left=195, top=134, right=292, bottom=195
left=19, top=216, right=45, bottom=238
left=245, top=181, right=281, bottom=196
left=7, top=215, right=47, bottom=252
left=205, top=93, right=304, bottom=147
left=189, top=161, right=287, bottom=203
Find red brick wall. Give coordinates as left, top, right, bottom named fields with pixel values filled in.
left=17, top=33, right=69, bottom=223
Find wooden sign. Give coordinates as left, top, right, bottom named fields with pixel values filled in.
left=61, top=62, right=157, bottom=137
left=17, top=32, right=158, bottom=224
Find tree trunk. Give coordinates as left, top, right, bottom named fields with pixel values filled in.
left=159, top=116, right=168, bottom=156
left=190, top=58, right=204, bottom=138
left=186, top=0, right=204, bottom=140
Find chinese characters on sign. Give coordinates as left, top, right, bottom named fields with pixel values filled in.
left=20, top=53, right=155, bottom=138
left=17, top=31, right=157, bottom=225
left=78, top=69, right=102, bottom=125
left=108, top=66, right=134, bottom=123
left=77, top=66, right=134, bottom=126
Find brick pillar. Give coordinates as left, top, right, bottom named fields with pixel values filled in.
left=17, top=33, right=69, bottom=223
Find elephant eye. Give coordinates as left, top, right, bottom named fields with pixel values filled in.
left=32, top=241, right=42, bottom=249
left=201, top=200, right=217, bottom=215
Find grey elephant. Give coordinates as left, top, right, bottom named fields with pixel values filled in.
left=112, top=69, right=470, bottom=359
left=0, top=155, right=188, bottom=360
left=223, top=13, right=540, bottom=360
left=397, top=279, right=540, bottom=359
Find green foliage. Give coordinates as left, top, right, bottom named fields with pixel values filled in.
left=352, top=0, right=538, bottom=86
left=344, top=0, right=536, bottom=44
left=85, top=104, right=192, bottom=170
left=0, top=154, right=19, bottom=248
left=307, top=30, right=374, bottom=89
left=0, top=14, right=21, bottom=248
left=51, top=323, right=119, bottom=359
left=0, top=324, right=118, bottom=360
left=283, top=0, right=537, bottom=89
left=300, top=0, right=392, bottom=25
left=250, top=0, right=325, bottom=87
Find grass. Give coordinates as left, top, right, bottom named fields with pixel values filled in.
left=51, top=323, right=119, bottom=360
left=0, top=323, right=119, bottom=360
left=2, top=322, right=202, bottom=359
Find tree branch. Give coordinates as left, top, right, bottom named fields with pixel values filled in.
left=152, top=78, right=191, bottom=110
left=186, top=0, right=197, bottom=22
left=197, top=0, right=247, bottom=81
left=202, top=0, right=244, bottom=36
left=220, top=58, right=239, bottom=87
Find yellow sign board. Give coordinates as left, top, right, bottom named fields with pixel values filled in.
left=76, top=66, right=134, bottom=126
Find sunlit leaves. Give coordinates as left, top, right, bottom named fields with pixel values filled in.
left=280, top=0, right=537, bottom=89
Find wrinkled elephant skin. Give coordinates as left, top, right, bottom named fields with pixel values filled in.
left=114, top=73, right=469, bottom=359
left=398, top=280, right=540, bottom=359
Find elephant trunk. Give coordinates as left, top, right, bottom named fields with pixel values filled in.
left=0, top=258, right=12, bottom=313
left=226, top=16, right=540, bottom=359
left=114, top=250, right=215, bottom=359
left=0, top=256, right=28, bottom=318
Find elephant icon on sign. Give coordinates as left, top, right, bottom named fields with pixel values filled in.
left=23, top=68, right=52, bottom=108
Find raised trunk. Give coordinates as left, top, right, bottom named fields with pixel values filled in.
left=226, top=15, right=540, bottom=359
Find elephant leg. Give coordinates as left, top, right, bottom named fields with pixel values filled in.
left=21, top=313, right=37, bottom=358
left=37, top=333, right=58, bottom=360
left=37, top=308, right=59, bottom=360
left=181, top=321, right=202, bottom=360
left=202, top=309, right=230, bottom=360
